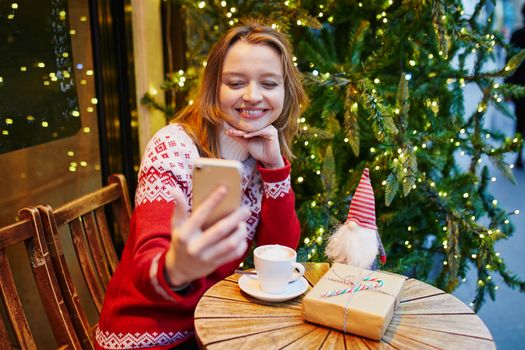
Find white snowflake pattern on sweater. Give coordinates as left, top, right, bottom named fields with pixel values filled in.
left=95, top=328, right=193, bottom=349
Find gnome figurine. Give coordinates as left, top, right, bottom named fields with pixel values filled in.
left=325, top=168, right=386, bottom=269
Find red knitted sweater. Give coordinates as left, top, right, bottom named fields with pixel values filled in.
left=95, top=124, right=300, bottom=349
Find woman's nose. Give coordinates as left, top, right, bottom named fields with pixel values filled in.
left=243, top=83, right=263, bottom=103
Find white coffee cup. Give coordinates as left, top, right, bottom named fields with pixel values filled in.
left=253, top=244, right=305, bottom=294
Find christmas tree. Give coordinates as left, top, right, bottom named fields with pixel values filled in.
left=143, top=0, right=525, bottom=311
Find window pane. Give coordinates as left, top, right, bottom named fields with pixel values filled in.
left=0, top=0, right=81, bottom=153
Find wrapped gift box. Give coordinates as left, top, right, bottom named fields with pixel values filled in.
left=302, top=263, right=407, bottom=340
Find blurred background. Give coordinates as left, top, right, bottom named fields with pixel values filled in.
left=1, top=0, right=524, bottom=348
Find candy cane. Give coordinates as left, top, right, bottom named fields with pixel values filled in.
left=321, top=276, right=384, bottom=298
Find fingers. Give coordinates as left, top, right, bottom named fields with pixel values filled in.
left=226, top=126, right=276, bottom=139
left=189, top=185, right=228, bottom=227
left=173, top=186, right=227, bottom=243
left=240, top=125, right=277, bottom=139
left=200, top=222, right=249, bottom=264
left=171, top=186, right=189, bottom=229
left=225, top=129, right=249, bottom=147
left=188, top=207, right=250, bottom=255
left=168, top=207, right=250, bottom=284
left=225, top=128, right=246, bottom=137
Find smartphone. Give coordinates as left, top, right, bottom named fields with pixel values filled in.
left=192, top=158, right=243, bottom=227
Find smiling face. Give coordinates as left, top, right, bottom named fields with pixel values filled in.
left=219, top=40, right=285, bottom=132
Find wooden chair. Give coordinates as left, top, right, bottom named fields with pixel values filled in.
left=0, top=207, right=81, bottom=349
left=37, top=174, right=132, bottom=348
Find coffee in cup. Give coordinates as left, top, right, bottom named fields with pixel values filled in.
left=253, top=244, right=305, bottom=294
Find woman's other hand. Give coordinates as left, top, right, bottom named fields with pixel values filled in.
left=225, top=125, right=285, bottom=169
left=165, top=186, right=250, bottom=288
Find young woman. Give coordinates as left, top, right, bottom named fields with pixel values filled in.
left=96, top=19, right=308, bottom=349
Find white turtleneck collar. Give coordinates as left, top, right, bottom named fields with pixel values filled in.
left=218, top=122, right=250, bottom=161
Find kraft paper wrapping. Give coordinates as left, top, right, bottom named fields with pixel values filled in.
left=302, top=263, right=407, bottom=340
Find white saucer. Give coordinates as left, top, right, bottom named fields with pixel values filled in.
left=238, top=275, right=308, bottom=302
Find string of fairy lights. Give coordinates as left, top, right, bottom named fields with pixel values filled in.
left=1, top=2, right=100, bottom=173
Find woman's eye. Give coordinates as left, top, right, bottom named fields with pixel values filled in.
left=226, top=81, right=245, bottom=88
left=262, top=81, right=278, bottom=89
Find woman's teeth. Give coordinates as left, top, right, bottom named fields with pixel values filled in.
left=239, top=109, right=265, bottom=115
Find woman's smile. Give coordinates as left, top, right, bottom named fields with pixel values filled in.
left=236, top=107, right=270, bottom=119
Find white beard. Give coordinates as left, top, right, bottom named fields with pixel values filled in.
left=325, top=221, right=379, bottom=269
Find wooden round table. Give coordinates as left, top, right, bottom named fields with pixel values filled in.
left=194, top=263, right=495, bottom=349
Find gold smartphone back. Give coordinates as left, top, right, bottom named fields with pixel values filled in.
left=192, top=158, right=243, bottom=227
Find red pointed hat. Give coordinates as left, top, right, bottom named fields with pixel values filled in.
left=346, top=168, right=377, bottom=230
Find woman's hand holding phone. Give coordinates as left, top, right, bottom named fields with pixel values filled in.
left=165, top=186, right=250, bottom=288
left=225, top=125, right=285, bottom=169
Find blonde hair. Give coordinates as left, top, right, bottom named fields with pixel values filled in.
left=173, top=18, right=309, bottom=159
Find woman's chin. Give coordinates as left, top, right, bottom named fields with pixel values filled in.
left=232, top=120, right=263, bottom=133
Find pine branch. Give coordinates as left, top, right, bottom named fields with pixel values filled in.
left=346, top=20, right=370, bottom=69
left=385, top=173, right=399, bottom=207
left=344, top=86, right=360, bottom=156
left=322, top=145, right=337, bottom=198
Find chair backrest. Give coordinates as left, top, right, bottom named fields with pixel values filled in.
left=37, top=174, right=132, bottom=347
left=0, top=207, right=81, bottom=349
